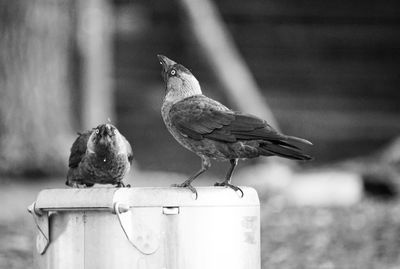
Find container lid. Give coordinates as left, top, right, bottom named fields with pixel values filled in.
left=34, top=187, right=259, bottom=211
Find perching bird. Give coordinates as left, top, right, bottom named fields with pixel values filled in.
left=158, top=54, right=312, bottom=197
left=66, top=123, right=133, bottom=188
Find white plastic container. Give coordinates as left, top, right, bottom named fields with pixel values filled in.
left=28, top=187, right=260, bottom=269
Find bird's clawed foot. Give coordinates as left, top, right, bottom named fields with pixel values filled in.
left=71, top=183, right=86, bottom=188
left=171, top=180, right=198, bottom=199
left=116, top=181, right=131, bottom=188
left=214, top=181, right=244, bottom=198
left=66, top=180, right=94, bottom=188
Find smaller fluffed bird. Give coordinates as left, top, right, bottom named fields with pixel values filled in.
left=66, top=123, right=133, bottom=188
left=158, top=54, right=312, bottom=197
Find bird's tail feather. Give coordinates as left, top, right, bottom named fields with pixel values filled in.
left=259, top=142, right=313, bottom=161
left=286, top=135, right=313, bottom=146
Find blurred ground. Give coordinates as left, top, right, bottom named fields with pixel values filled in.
left=1, top=174, right=400, bottom=269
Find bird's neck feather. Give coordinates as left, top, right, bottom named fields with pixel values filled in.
left=164, top=75, right=202, bottom=105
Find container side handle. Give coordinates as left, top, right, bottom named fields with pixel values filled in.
left=27, top=202, right=50, bottom=255
left=114, top=202, right=159, bottom=255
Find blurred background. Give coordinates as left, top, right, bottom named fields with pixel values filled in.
left=1, top=0, right=400, bottom=268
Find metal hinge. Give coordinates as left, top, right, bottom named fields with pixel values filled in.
left=27, top=202, right=50, bottom=255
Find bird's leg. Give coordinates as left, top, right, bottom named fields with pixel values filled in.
left=214, top=159, right=244, bottom=197
left=172, top=156, right=211, bottom=199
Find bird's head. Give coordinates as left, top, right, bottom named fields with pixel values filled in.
left=87, top=123, right=121, bottom=154
left=157, top=54, right=202, bottom=103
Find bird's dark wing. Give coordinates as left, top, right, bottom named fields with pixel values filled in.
left=170, top=95, right=234, bottom=140
left=169, top=95, right=282, bottom=142
left=68, top=131, right=91, bottom=168
left=122, top=135, right=133, bottom=164
left=170, top=95, right=301, bottom=144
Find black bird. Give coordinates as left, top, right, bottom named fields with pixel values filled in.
left=158, top=55, right=313, bottom=197
left=66, top=123, right=133, bottom=187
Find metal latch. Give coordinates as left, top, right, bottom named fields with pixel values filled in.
left=27, top=202, right=49, bottom=255
left=114, top=202, right=159, bottom=255
left=162, top=206, right=180, bottom=215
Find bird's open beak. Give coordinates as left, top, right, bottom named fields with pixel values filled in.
left=157, top=54, right=176, bottom=73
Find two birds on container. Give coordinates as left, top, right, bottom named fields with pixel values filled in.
left=66, top=55, right=312, bottom=197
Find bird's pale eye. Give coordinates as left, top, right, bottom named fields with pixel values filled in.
left=95, top=129, right=99, bottom=134
left=170, top=69, right=176, bottom=76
